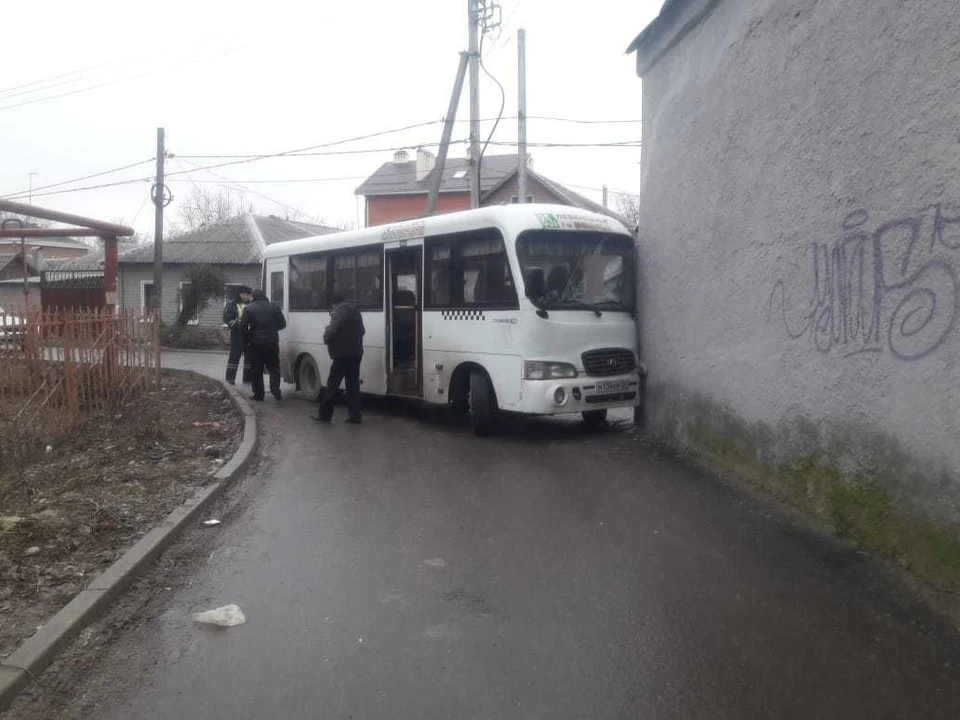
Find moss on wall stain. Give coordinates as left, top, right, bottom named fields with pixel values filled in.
left=649, top=384, right=960, bottom=591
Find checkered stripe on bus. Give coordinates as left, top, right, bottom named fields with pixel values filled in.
left=440, top=309, right=486, bottom=321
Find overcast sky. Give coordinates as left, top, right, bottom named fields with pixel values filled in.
left=0, top=0, right=661, bottom=236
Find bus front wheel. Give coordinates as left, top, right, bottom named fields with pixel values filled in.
left=469, top=370, right=496, bottom=436
left=582, top=409, right=608, bottom=430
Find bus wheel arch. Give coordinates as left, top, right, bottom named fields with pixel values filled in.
left=449, top=363, right=498, bottom=436
left=295, top=352, right=322, bottom=401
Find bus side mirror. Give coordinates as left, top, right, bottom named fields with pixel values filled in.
left=524, top=267, right=545, bottom=299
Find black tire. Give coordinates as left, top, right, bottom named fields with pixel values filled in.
left=297, top=355, right=322, bottom=400
left=582, top=409, right=608, bottom=430
left=469, top=370, right=496, bottom=436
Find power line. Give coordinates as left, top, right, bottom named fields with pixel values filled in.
left=0, top=46, right=242, bottom=112
left=176, top=158, right=328, bottom=226
left=0, top=158, right=155, bottom=199
left=8, top=175, right=153, bottom=201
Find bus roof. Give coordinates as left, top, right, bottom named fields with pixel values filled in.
left=263, top=203, right=634, bottom=258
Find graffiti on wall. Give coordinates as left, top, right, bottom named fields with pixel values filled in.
left=768, top=205, right=959, bottom=360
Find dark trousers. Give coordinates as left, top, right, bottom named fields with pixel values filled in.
left=317, top=357, right=362, bottom=420
left=249, top=342, right=281, bottom=399
left=226, top=333, right=251, bottom=384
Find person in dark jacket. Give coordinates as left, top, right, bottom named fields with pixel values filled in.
left=223, top=285, right=253, bottom=385
left=241, top=289, right=287, bottom=401
left=315, top=293, right=365, bottom=424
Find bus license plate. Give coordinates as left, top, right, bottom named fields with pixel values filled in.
left=595, top=379, right=629, bottom=394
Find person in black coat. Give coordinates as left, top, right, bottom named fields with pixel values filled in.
left=223, top=285, right=253, bottom=385
left=241, top=289, right=286, bottom=401
left=315, top=293, right=365, bottom=424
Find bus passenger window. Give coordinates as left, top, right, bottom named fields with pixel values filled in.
left=333, top=253, right=356, bottom=300
left=289, top=254, right=328, bottom=310
left=461, top=238, right=516, bottom=306
left=355, top=249, right=382, bottom=308
left=427, top=244, right=453, bottom=306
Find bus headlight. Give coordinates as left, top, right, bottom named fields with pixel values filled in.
left=524, top=361, right=578, bottom=380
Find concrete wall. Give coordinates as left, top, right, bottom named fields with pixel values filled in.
left=638, top=0, right=960, bottom=525
left=119, top=265, right=261, bottom=327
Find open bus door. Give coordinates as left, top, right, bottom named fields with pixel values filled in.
left=385, top=246, right=422, bottom=397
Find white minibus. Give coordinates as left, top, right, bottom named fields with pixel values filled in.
left=262, top=204, right=642, bottom=434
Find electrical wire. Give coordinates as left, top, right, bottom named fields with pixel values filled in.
left=176, top=158, right=328, bottom=226
left=0, top=46, right=242, bottom=112
left=477, top=33, right=508, bottom=191
left=0, top=158, right=156, bottom=199
left=8, top=175, right=153, bottom=201
left=173, top=119, right=452, bottom=160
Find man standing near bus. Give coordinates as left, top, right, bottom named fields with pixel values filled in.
left=241, top=289, right=286, bottom=402
left=315, top=292, right=365, bottom=424
left=223, top=285, right=253, bottom=385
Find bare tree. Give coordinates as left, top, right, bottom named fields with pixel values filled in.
left=175, top=187, right=255, bottom=233
left=614, top=192, right=641, bottom=227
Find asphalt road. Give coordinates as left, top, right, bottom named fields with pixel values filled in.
left=9, top=351, right=960, bottom=719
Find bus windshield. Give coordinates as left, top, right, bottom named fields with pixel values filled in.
left=516, top=231, right=636, bottom=312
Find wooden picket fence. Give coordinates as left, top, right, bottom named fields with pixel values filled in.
left=0, top=307, right=160, bottom=469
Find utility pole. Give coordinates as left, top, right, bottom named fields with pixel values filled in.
left=152, top=127, right=166, bottom=313
left=517, top=29, right=528, bottom=204
left=603, top=185, right=609, bottom=208
left=427, top=52, right=470, bottom=215
left=28, top=172, right=37, bottom=205
left=468, top=0, right=481, bottom=208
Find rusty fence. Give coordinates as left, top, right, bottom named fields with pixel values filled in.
left=0, top=306, right=160, bottom=469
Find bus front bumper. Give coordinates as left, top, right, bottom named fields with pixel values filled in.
left=518, top=373, right=641, bottom=416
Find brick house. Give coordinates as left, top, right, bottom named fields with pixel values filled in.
left=355, top=148, right=630, bottom=227
left=355, top=150, right=519, bottom=226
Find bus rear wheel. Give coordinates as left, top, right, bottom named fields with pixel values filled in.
left=582, top=409, right=608, bottom=430
left=469, top=370, right=496, bottom=436
left=297, top=355, right=322, bottom=401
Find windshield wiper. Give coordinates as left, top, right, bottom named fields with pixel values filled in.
left=545, top=300, right=602, bottom=317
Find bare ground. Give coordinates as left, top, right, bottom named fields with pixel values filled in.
left=0, top=370, right=242, bottom=662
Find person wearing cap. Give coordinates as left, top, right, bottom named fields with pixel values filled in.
left=241, top=289, right=287, bottom=401
left=223, top=285, right=253, bottom=385
left=315, top=292, right=365, bottom=424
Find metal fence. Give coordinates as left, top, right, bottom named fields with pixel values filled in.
left=0, top=306, right=160, bottom=468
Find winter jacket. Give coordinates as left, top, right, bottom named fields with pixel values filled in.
left=323, top=301, right=365, bottom=358
left=222, top=301, right=245, bottom=335
left=242, top=297, right=287, bottom=345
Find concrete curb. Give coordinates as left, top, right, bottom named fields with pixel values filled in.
left=0, top=379, right=258, bottom=713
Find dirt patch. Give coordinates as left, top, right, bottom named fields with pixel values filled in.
left=0, top=370, right=242, bottom=662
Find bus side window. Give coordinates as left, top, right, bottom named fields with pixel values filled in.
left=461, top=237, right=516, bottom=307
left=289, top=253, right=329, bottom=310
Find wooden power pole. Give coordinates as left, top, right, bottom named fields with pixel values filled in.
left=152, top=128, right=166, bottom=313
left=517, top=29, right=528, bottom=204
left=427, top=52, right=470, bottom=216
left=468, top=0, right=481, bottom=208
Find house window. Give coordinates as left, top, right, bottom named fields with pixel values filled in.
left=179, top=281, right=200, bottom=325
left=510, top=195, right=535, bottom=204
left=141, top=281, right=155, bottom=311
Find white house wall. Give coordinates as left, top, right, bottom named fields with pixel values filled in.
left=119, top=265, right=261, bottom=327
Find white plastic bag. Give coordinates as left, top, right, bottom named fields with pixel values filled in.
left=192, top=604, right=246, bottom=627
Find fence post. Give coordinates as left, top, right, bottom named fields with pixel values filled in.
left=64, top=310, right=79, bottom=425
left=153, top=308, right=161, bottom=387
